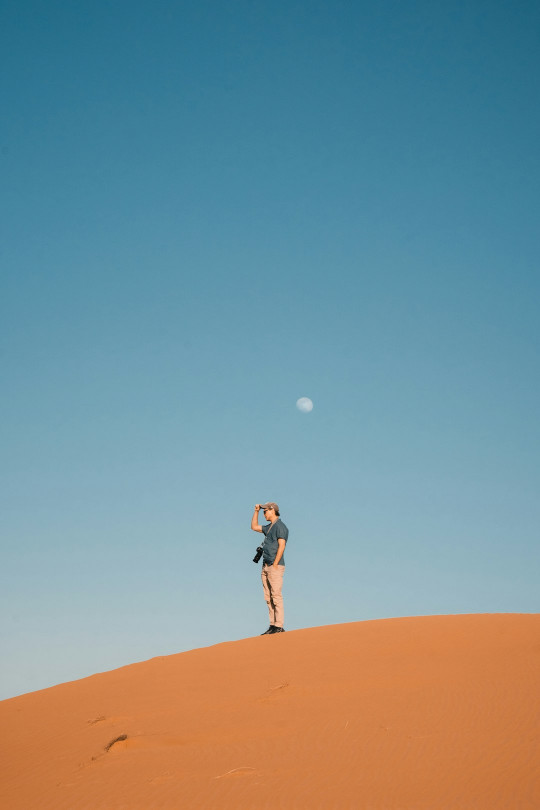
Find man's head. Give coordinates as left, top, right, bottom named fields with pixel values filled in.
left=261, top=502, right=280, bottom=519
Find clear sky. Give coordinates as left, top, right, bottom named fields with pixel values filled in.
left=2, top=0, right=539, bottom=700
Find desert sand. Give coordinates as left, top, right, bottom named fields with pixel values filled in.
left=1, top=613, right=538, bottom=809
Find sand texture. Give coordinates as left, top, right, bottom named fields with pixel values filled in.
left=1, top=613, right=539, bottom=809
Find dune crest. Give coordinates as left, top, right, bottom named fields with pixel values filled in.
left=1, top=613, right=539, bottom=809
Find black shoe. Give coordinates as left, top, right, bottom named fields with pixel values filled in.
left=270, top=626, right=285, bottom=634
left=261, top=626, right=275, bottom=635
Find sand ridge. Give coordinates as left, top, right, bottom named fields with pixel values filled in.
left=0, top=613, right=539, bottom=809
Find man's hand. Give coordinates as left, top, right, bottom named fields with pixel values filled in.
left=254, top=504, right=261, bottom=511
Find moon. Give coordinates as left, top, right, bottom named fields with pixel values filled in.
left=296, top=397, right=314, bottom=413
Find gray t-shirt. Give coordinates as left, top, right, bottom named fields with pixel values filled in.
left=261, top=519, right=289, bottom=566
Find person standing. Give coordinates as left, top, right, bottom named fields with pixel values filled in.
left=251, top=502, right=289, bottom=634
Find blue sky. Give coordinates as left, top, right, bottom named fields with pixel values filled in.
left=1, top=0, right=539, bottom=699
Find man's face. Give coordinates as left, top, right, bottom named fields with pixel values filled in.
left=264, top=508, right=275, bottom=520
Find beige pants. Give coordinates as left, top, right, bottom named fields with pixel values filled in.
left=261, top=563, right=285, bottom=628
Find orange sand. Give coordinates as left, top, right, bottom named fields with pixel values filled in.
left=1, top=614, right=539, bottom=809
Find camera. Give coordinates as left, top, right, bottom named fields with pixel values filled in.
left=253, top=546, right=264, bottom=563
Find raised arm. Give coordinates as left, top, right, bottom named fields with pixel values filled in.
left=251, top=504, right=263, bottom=532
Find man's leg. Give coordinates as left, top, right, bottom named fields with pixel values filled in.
left=266, top=565, right=285, bottom=628
left=261, top=564, right=276, bottom=625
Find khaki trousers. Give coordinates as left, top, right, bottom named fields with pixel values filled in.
left=261, top=563, right=285, bottom=628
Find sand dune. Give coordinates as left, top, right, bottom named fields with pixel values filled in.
left=1, top=613, right=538, bottom=809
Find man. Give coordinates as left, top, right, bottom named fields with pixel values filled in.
left=251, top=502, right=289, bottom=635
